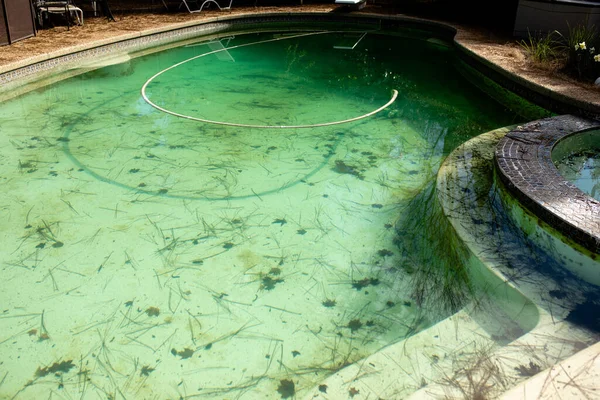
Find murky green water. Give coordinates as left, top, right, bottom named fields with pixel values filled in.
left=557, top=151, right=600, bottom=201
left=554, top=129, right=600, bottom=201
left=0, top=31, right=521, bottom=398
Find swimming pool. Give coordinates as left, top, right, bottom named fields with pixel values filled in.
left=1, top=18, right=598, bottom=399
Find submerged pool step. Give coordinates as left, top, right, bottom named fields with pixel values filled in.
left=432, top=126, right=600, bottom=399
left=499, top=340, right=600, bottom=399
left=302, top=309, right=491, bottom=399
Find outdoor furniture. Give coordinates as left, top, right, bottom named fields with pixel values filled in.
left=177, top=0, right=232, bottom=13
left=34, top=0, right=83, bottom=28
left=335, top=0, right=366, bottom=10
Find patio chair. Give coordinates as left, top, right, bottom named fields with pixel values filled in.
left=34, top=0, right=83, bottom=28
left=178, top=0, right=233, bottom=13
left=335, top=0, right=366, bottom=10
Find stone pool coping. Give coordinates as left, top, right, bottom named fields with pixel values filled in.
left=495, top=115, right=600, bottom=255
left=3, top=7, right=600, bottom=109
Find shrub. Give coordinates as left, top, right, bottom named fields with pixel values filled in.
left=519, top=30, right=561, bottom=64
left=557, top=23, right=600, bottom=81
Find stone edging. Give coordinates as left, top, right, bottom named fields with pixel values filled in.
left=452, top=42, right=600, bottom=120
left=3, top=11, right=600, bottom=120
left=495, top=115, right=600, bottom=254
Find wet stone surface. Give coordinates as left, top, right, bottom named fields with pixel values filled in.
left=495, top=115, right=600, bottom=255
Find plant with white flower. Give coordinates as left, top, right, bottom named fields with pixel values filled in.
left=561, top=22, right=600, bottom=81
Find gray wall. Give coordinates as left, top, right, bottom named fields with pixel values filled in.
left=0, top=4, right=7, bottom=45
left=514, top=0, right=600, bottom=38
left=1, top=0, right=36, bottom=45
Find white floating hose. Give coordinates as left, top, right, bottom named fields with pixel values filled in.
left=141, top=31, right=397, bottom=129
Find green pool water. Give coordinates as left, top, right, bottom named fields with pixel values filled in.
left=554, top=130, right=600, bottom=202
left=558, top=150, right=600, bottom=201
left=0, top=31, right=524, bottom=398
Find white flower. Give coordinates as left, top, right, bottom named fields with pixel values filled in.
left=594, top=54, right=600, bottom=62
left=579, top=41, right=587, bottom=50
left=592, top=47, right=596, bottom=54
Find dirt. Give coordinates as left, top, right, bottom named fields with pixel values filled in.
left=1, top=4, right=599, bottom=106
left=451, top=25, right=600, bottom=107
left=0, top=5, right=335, bottom=65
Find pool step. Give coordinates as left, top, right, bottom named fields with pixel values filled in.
left=499, top=340, right=600, bottom=399
left=302, top=309, right=491, bottom=399
left=426, top=126, right=600, bottom=399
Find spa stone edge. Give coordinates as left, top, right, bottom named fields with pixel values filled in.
left=495, top=115, right=600, bottom=255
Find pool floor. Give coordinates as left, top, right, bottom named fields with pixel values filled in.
left=0, top=31, right=531, bottom=398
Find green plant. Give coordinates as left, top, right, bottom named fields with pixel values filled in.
left=563, top=22, right=597, bottom=53
left=518, top=30, right=561, bottom=64
left=557, top=22, right=599, bottom=81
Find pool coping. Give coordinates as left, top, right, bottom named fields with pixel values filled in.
left=495, top=115, right=600, bottom=255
